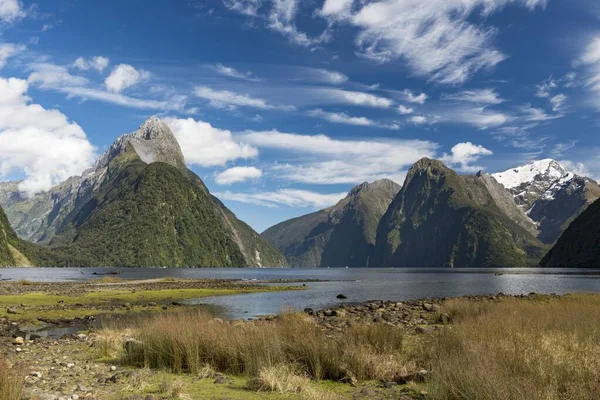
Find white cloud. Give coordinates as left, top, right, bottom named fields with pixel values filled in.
left=241, top=129, right=437, bottom=184
left=439, top=106, right=509, bottom=128
left=214, top=189, right=348, bottom=208
left=27, top=63, right=89, bottom=89
left=0, top=77, right=95, bottom=195
left=222, top=0, right=263, bottom=16
left=535, top=76, right=558, bottom=98
left=0, top=0, right=25, bottom=23
left=308, top=108, right=398, bottom=129
left=558, top=159, right=590, bottom=177
left=194, top=86, right=295, bottom=111
left=317, top=88, right=393, bottom=108
left=320, top=0, right=546, bottom=85
left=441, top=89, right=504, bottom=104
left=215, top=166, right=263, bottom=185
left=403, top=89, right=427, bottom=104
left=213, top=64, right=260, bottom=81
left=105, top=64, right=150, bottom=93
left=320, top=0, right=354, bottom=18
left=577, top=35, right=600, bottom=110
left=519, top=104, right=561, bottom=121
left=73, top=56, right=110, bottom=73
left=0, top=42, right=24, bottom=69
left=313, top=69, right=348, bottom=84
left=28, top=62, right=189, bottom=112
left=223, top=0, right=329, bottom=48
left=550, top=94, right=567, bottom=112
left=410, top=115, right=427, bottom=124
left=397, top=105, right=414, bottom=115
left=164, top=117, right=258, bottom=167
left=440, top=142, right=493, bottom=172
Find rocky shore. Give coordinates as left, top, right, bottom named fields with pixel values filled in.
left=0, top=290, right=562, bottom=400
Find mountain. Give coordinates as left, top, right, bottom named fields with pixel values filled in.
left=492, top=159, right=600, bottom=243
left=262, top=179, right=401, bottom=267
left=541, top=198, right=600, bottom=268
left=0, top=205, right=55, bottom=267
left=0, top=117, right=286, bottom=268
left=374, top=158, right=547, bottom=268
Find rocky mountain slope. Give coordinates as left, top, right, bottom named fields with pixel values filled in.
left=375, top=158, right=546, bottom=268
left=541, top=198, right=600, bottom=268
left=262, top=179, right=401, bottom=267
left=0, top=205, right=55, bottom=267
left=492, top=159, right=600, bottom=244
left=0, top=117, right=286, bottom=268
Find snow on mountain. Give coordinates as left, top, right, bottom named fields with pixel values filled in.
left=492, top=159, right=569, bottom=190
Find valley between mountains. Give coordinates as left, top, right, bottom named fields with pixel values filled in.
left=0, top=117, right=598, bottom=268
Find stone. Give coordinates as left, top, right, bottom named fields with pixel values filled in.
left=415, top=326, right=433, bottom=334
left=13, top=336, right=24, bottom=345
left=7, top=307, right=18, bottom=314
left=110, top=365, right=117, bottom=371
left=336, top=294, right=348, bottom=299
left=383, top=381, right=398, bottom=388
left=438, top=312, right=451, bottom=325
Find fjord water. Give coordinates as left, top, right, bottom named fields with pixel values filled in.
left=2, top=268, right=600, bottom=319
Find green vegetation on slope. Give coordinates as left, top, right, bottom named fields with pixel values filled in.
left=376, top=159, right=547, bottom=267
left=50, top=150, right=247, bottom=267
left=0, top=205, right=56, bottom=267
left=262, top=180, right=400, bottom=267
left=541, top=198, right=600, bottom=267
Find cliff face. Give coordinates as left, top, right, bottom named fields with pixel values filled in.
left=262, top=179, right=401, bottom=267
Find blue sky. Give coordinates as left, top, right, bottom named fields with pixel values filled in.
left=0, top=0, right=599, bottom=232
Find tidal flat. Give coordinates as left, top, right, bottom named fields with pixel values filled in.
left=1, top=279, right=599, bottom=400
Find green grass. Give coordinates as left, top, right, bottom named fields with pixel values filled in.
left=0, top=285, right=302, bottom=324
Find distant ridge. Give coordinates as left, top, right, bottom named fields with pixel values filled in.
left=262, top=179, right=401, bottom=267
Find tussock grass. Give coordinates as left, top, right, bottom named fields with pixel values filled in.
left=0, top=358, right=23, bottom=400
left=122, top=310, right=405, bottom=382
left=424, top=294, right=600, bottom=400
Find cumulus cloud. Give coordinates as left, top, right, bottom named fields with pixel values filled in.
left=164, top=117, right=258, bottom=167
left=194, top=86, right=295, bottom=111
left=0, top=0, right=25, bottom=23
left=214, top=189, right=348, bottom=208
left=0, top=77, right=95, bottom=195
left=319, top=0, right=546, bottom=85
left=73, top=56, right=110, bottom=73
left=214, top=166, right=263, bottom=185
left=403, top=89, right=428, bottom=104
left=397, top=105, right=414, bottom=115
left=440, top=141, right=493, bottom=172
left=105, top=64, right=150, bottom=93
left=410, top=115, right=427, bottom=124
left=241, top=129, right=437, bottom=184
left=0, top=43, right=24, bottom=69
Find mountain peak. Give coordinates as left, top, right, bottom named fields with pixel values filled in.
left=348, top=179, right=401, bottom=197
left=492, top=159, right=568, bottom=190
left=134, top=117, right=171, bottom=140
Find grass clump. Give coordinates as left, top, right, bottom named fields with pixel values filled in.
left=0, top=358, right=23, bottom=400
left=122, top=310, right=405, bottom=382
left=423, top=294, right=600, bottom=400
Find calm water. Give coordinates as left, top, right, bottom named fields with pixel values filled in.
left=2, top=267, right=600, bottom=320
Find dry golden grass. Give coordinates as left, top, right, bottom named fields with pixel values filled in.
left=0, top=358, right=23, bottom=400
left=122, top=310, right=405, bottom=382
left=423, top=294, right=600, bottom=400
left=247, top=364, right=311, bottom=393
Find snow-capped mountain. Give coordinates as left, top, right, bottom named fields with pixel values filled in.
left=492, top=159, right=570, bottom=208
left=492, top=159, right=600, bottom=243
